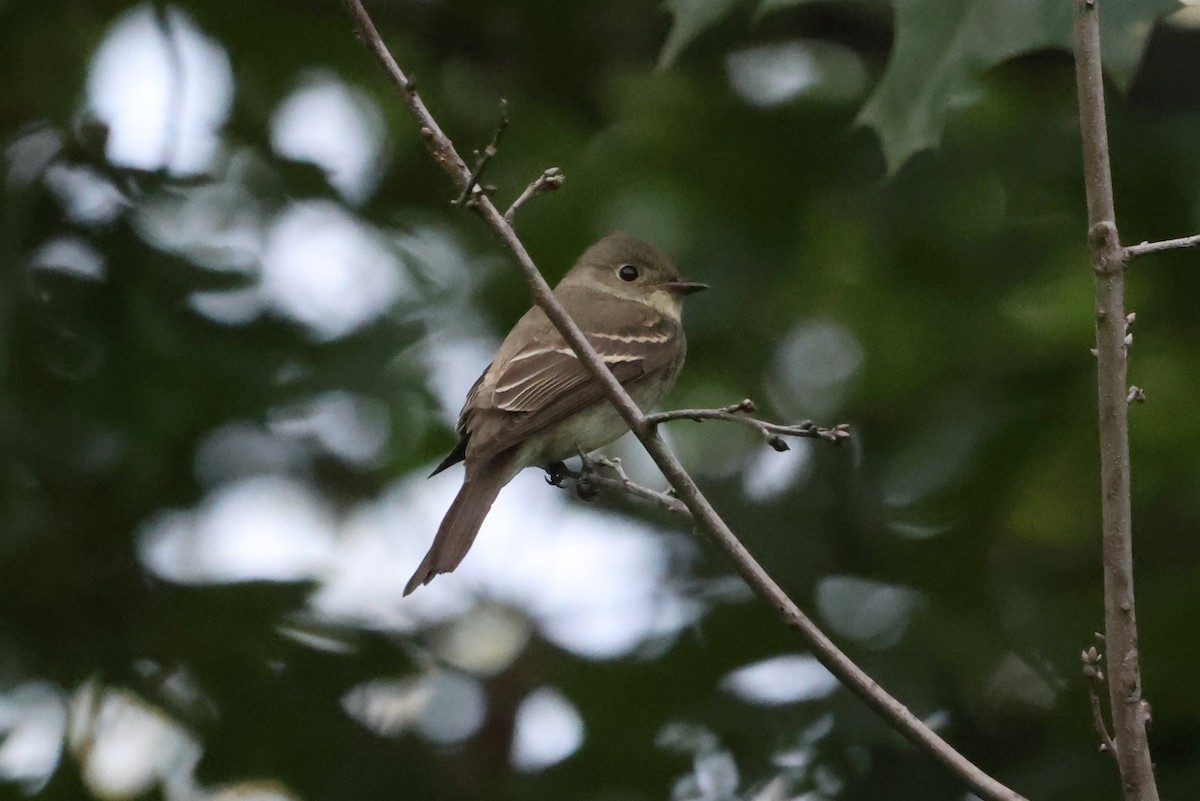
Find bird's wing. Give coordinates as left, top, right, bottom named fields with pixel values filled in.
left=468, top=315, right=682, bottom=461
left=427, top=364, right=490, bottom=477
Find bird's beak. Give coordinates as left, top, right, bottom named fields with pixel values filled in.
left=663, top=279, right=709, bottom=296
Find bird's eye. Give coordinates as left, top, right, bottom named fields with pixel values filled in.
left=617, top=265, right=639, bottom=282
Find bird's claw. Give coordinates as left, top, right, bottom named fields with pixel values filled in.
left=544, top=461, right=570, bottom=487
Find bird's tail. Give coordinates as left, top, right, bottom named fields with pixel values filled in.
left=403, top=461, right=510, bottom=595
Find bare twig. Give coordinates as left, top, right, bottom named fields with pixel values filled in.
left=1082, top=646, right=1118, bottom=758
left=1125, top=233, right=1200, bottom=261
left=1071, top=1, right=1159, bottom=799
left=548, top=400, right=847, bottom=510
left=504, top=167, right=565, bottom=223
left=645, top=399, right=850, bottom=448
left=343, top=4, right=1028, bottom=800
left=1090, top=688, right=1118, bottom=757
left=453, top=99, right=509, bottom=208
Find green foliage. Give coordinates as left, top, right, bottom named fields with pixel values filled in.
left=662, top=0, right=1180, bottom=170
left=856, top=0, right=1180, bottom=171
left=660, top=0, right=744, bottom=69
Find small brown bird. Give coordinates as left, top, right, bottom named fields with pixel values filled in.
left=404, top=232, right=707, bottom=594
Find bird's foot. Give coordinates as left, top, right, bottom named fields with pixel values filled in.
left=545, top=453, right=616, bottom=502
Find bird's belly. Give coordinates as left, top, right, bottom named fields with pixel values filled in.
left=522, top=376, right=671, bottom=466
left=525, top=403, right=632, bottom=465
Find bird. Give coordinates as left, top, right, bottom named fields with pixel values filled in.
left=404, top=232, right=707, bottom=595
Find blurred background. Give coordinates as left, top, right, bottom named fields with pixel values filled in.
left=2, top=0, right=1200, bottom=799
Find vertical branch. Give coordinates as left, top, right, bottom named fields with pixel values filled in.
left=1071, top=2, right=1159, bottom=800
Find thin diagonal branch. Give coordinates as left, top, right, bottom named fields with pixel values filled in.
left=1071, top=1, right=1159, bottom=799
left=343, top=4, right=469, bottom=181
left=1125, top=233, right=1200, bottom=261
left=343, top=4, right=1027, bottom=800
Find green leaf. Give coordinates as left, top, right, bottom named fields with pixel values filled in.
left=659, top=0, right=742, bottom=69
left=755, top=0, right=840, bottom=20
left=858, top=0, right=1181, bottom=173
